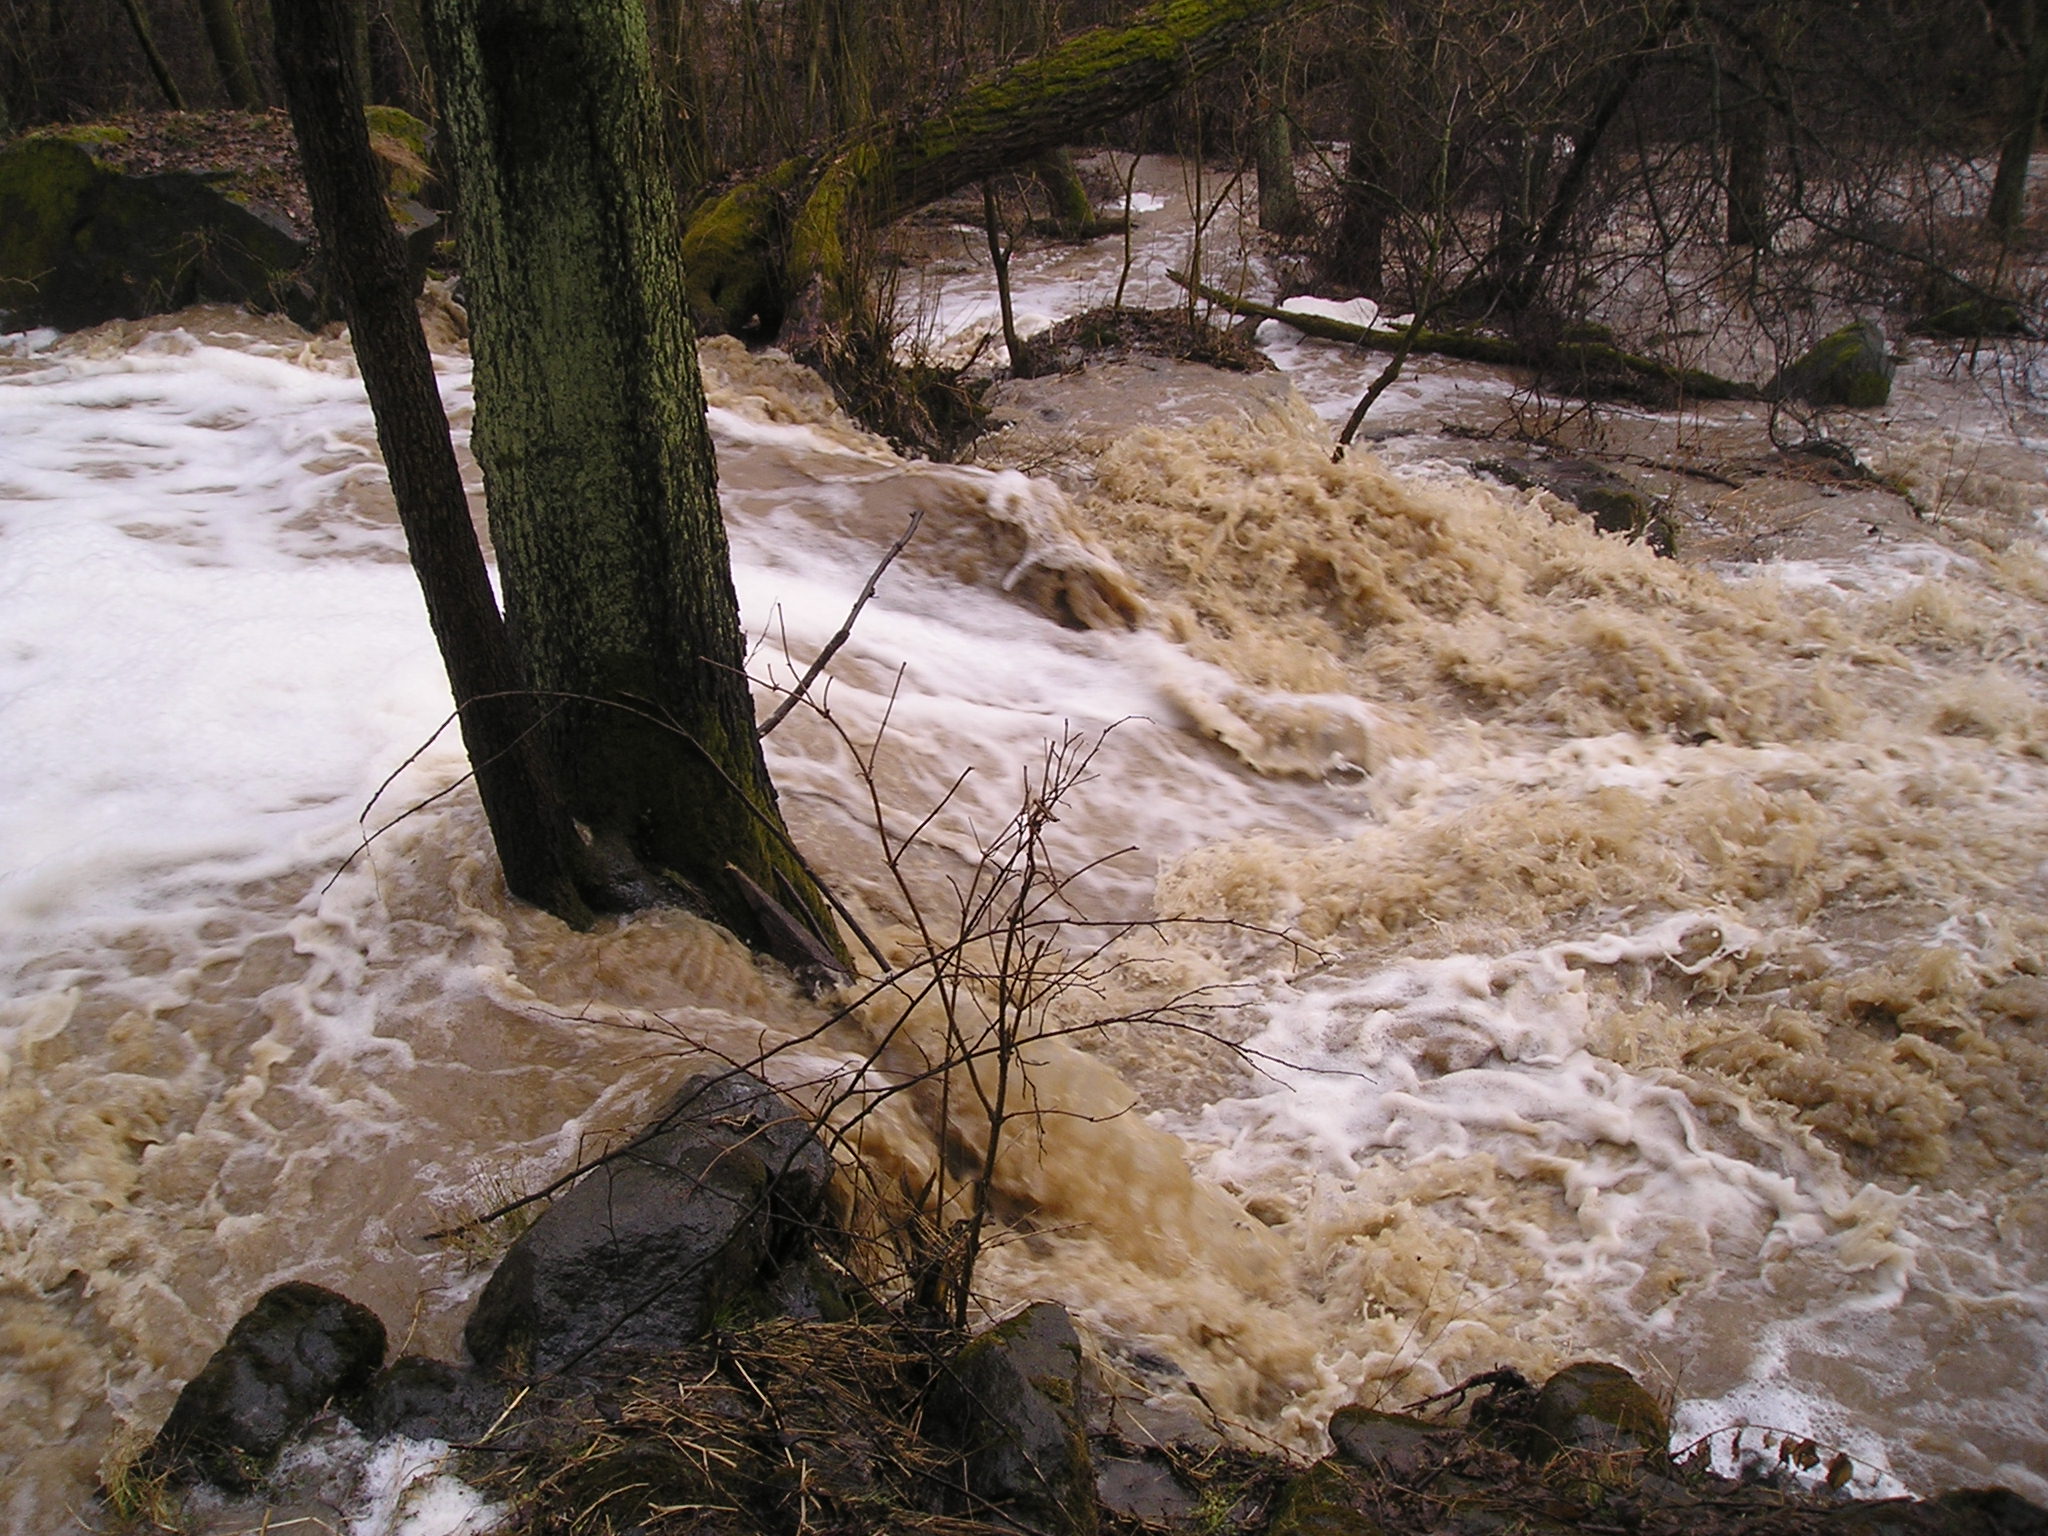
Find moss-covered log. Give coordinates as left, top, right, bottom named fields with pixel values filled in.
left=425, top=0, right=849, bottom=971
left=679, top=0, right=1303, bottom=338
left=1172, top=270, right=1764, bottom=403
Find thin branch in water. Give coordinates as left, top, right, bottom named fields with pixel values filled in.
left=759, top=507, right=925, bottom=738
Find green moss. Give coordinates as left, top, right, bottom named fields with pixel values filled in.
left=363, top=105, right=432, bottom=200
left=678, top=157, right=806, bottom=334
left=45, top=123, right=133, bottom=149
left=0, top=139, right=111, bottom=311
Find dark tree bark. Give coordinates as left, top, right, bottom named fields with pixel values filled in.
left=198, top=0, right=264, bottom=109
left=1490, top=6, right=1680, bottom=313
left=1724, top=82, right=1769, bottom=248
left=272, top=0, right=594, bottom=926
left=679, top=0, right=1303, bottom=338
left=1253, top=32, right=1304, bottom=237
left=1328, top=27, right=1400, bottom=296
left=1989, top=0, right=2048, bottom=245
left=422, top=0, right=848, bottom=967
left=116, top=0, right=188, bottom=110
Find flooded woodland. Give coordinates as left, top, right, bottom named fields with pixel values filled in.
left=5, top=0, right=2048, bottom=1528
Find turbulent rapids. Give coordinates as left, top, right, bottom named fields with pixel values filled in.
left=4, top=160, right=2048, bottom=1529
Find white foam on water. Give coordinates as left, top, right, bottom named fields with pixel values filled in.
left=5, top=154, right=2048, bottom=1523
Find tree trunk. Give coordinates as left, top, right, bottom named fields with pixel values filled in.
left=1724, top=84, right=1768, bottom=248
left=1253, top=30, right=1302, bottom=235
left=1328, top=26, right=1399, bottom=296
left=116, top=0, right=188, bottom=110
left=198, top=0, right=264, bottom=109
left=272, top=0, right=593, bottom=927
left=423, top=0, right=848, bottom=968
left=679, top=0, right=1303, bottom=338
left=1989, top=0, right=2048, bottom=245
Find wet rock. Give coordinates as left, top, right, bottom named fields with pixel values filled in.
left=360, top=1355, right=510, bottom=1444
left=0, top=133, right=329, bottom=332
left=1477, top=454, right=1676, bottom=556
left=1530, top=1361, right=1669, bottom=1457
left=146, top=1282, right=386, bottom=1491
left=1772, top=319, right=1896, bottom=409
left=1328, top=1405, right=1462, bottom=1480
left=1914, top=276, right=2031, bottom=340
left=1267, top=1459, right=1391, bottom=1536
left=464, top=1071, right=834, bottom=1378
left=929, top=1300, right=1098, bottom=1536
left=1834, top=1487, right=2048, bottom=1536
left=1095, top=1451, right=1198, bottom=1523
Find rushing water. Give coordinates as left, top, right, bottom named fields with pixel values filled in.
left=4, top=158, right=2047, bottom=1530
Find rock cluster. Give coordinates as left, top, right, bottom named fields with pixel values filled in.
left=126, top=1072, right=2048, bottom=1536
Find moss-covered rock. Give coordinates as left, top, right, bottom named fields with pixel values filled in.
left=1772, top=319, right=1896, bottom=409
left=1268, top=1459, right=1389, bottom=1536
left=361, top=104, right=432, bottom=200
left=1530, top=1361, right=1669, bottom=1458
left=928, top=1301, right=1098, bottom=1536
left=0, top=133, right=329, bottom=330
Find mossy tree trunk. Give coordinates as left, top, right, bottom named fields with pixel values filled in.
left=273, top=0, right=592, bottom=927
left=116, top=0, right=187, bottom=110
left=423, top=0, right=848, bottom=967
left=1253, top=28, right=1303, bottom=236
left=679, top=0, right=1303, bottom=339
left=198, top=0, right=265, bottom=109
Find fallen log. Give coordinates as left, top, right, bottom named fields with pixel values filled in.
left=1169, top=270, right=1764, bottom=403
left=680, top=0, right=1305, bottom=340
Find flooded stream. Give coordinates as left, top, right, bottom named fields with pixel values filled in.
left=3, top=157, right=2046, bottom=1528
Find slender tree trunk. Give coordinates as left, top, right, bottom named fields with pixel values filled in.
left=1331, top=49, right=1397, bottom=294
left=198, top=0, right=264, bottom=109
left=1253, top=31, right=1302, bottom=235
left=117, top=0, right=188, bottom=110
left=1989, top=0, right=2048, bottom=245
left=1724, top=80, right=1769, bottom=248
left=272, top=0, right=593, bottom=926
left=423, top=0, right=848, bottom=966
left=1495, top=5, right=1678, bottom=312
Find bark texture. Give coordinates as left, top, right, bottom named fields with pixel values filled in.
left=679, top=0, right=1303, bottom=337
left=273, top=0, right=592, bottom=925
left=424, top=0, right=845, bottom=964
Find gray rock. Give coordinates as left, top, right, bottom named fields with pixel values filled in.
left=463, top=1071, right=834, bottom=1378
left=146, top=1282, right=386, bottom=1491
left=360, top=1355, right=510, bottom=1444
left=1477, top=455, right=1675, bottom=556
left=1328, top=1406, right=1461, bottom=1480
left=1772, top=319, right=1896, bottom=409
left=929, top=1301, right=1098, bottom=1536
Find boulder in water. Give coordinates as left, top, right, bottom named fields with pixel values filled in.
left=1530, top=1360, right=1669, bottom=1458
left=463, top=1070, right=835, bottom=1377
left=0, top=129, right=328, bottom=332
left=144, top=1281, right=386, bottom=1491
left=1772, top=319, right=1896, bottom=409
